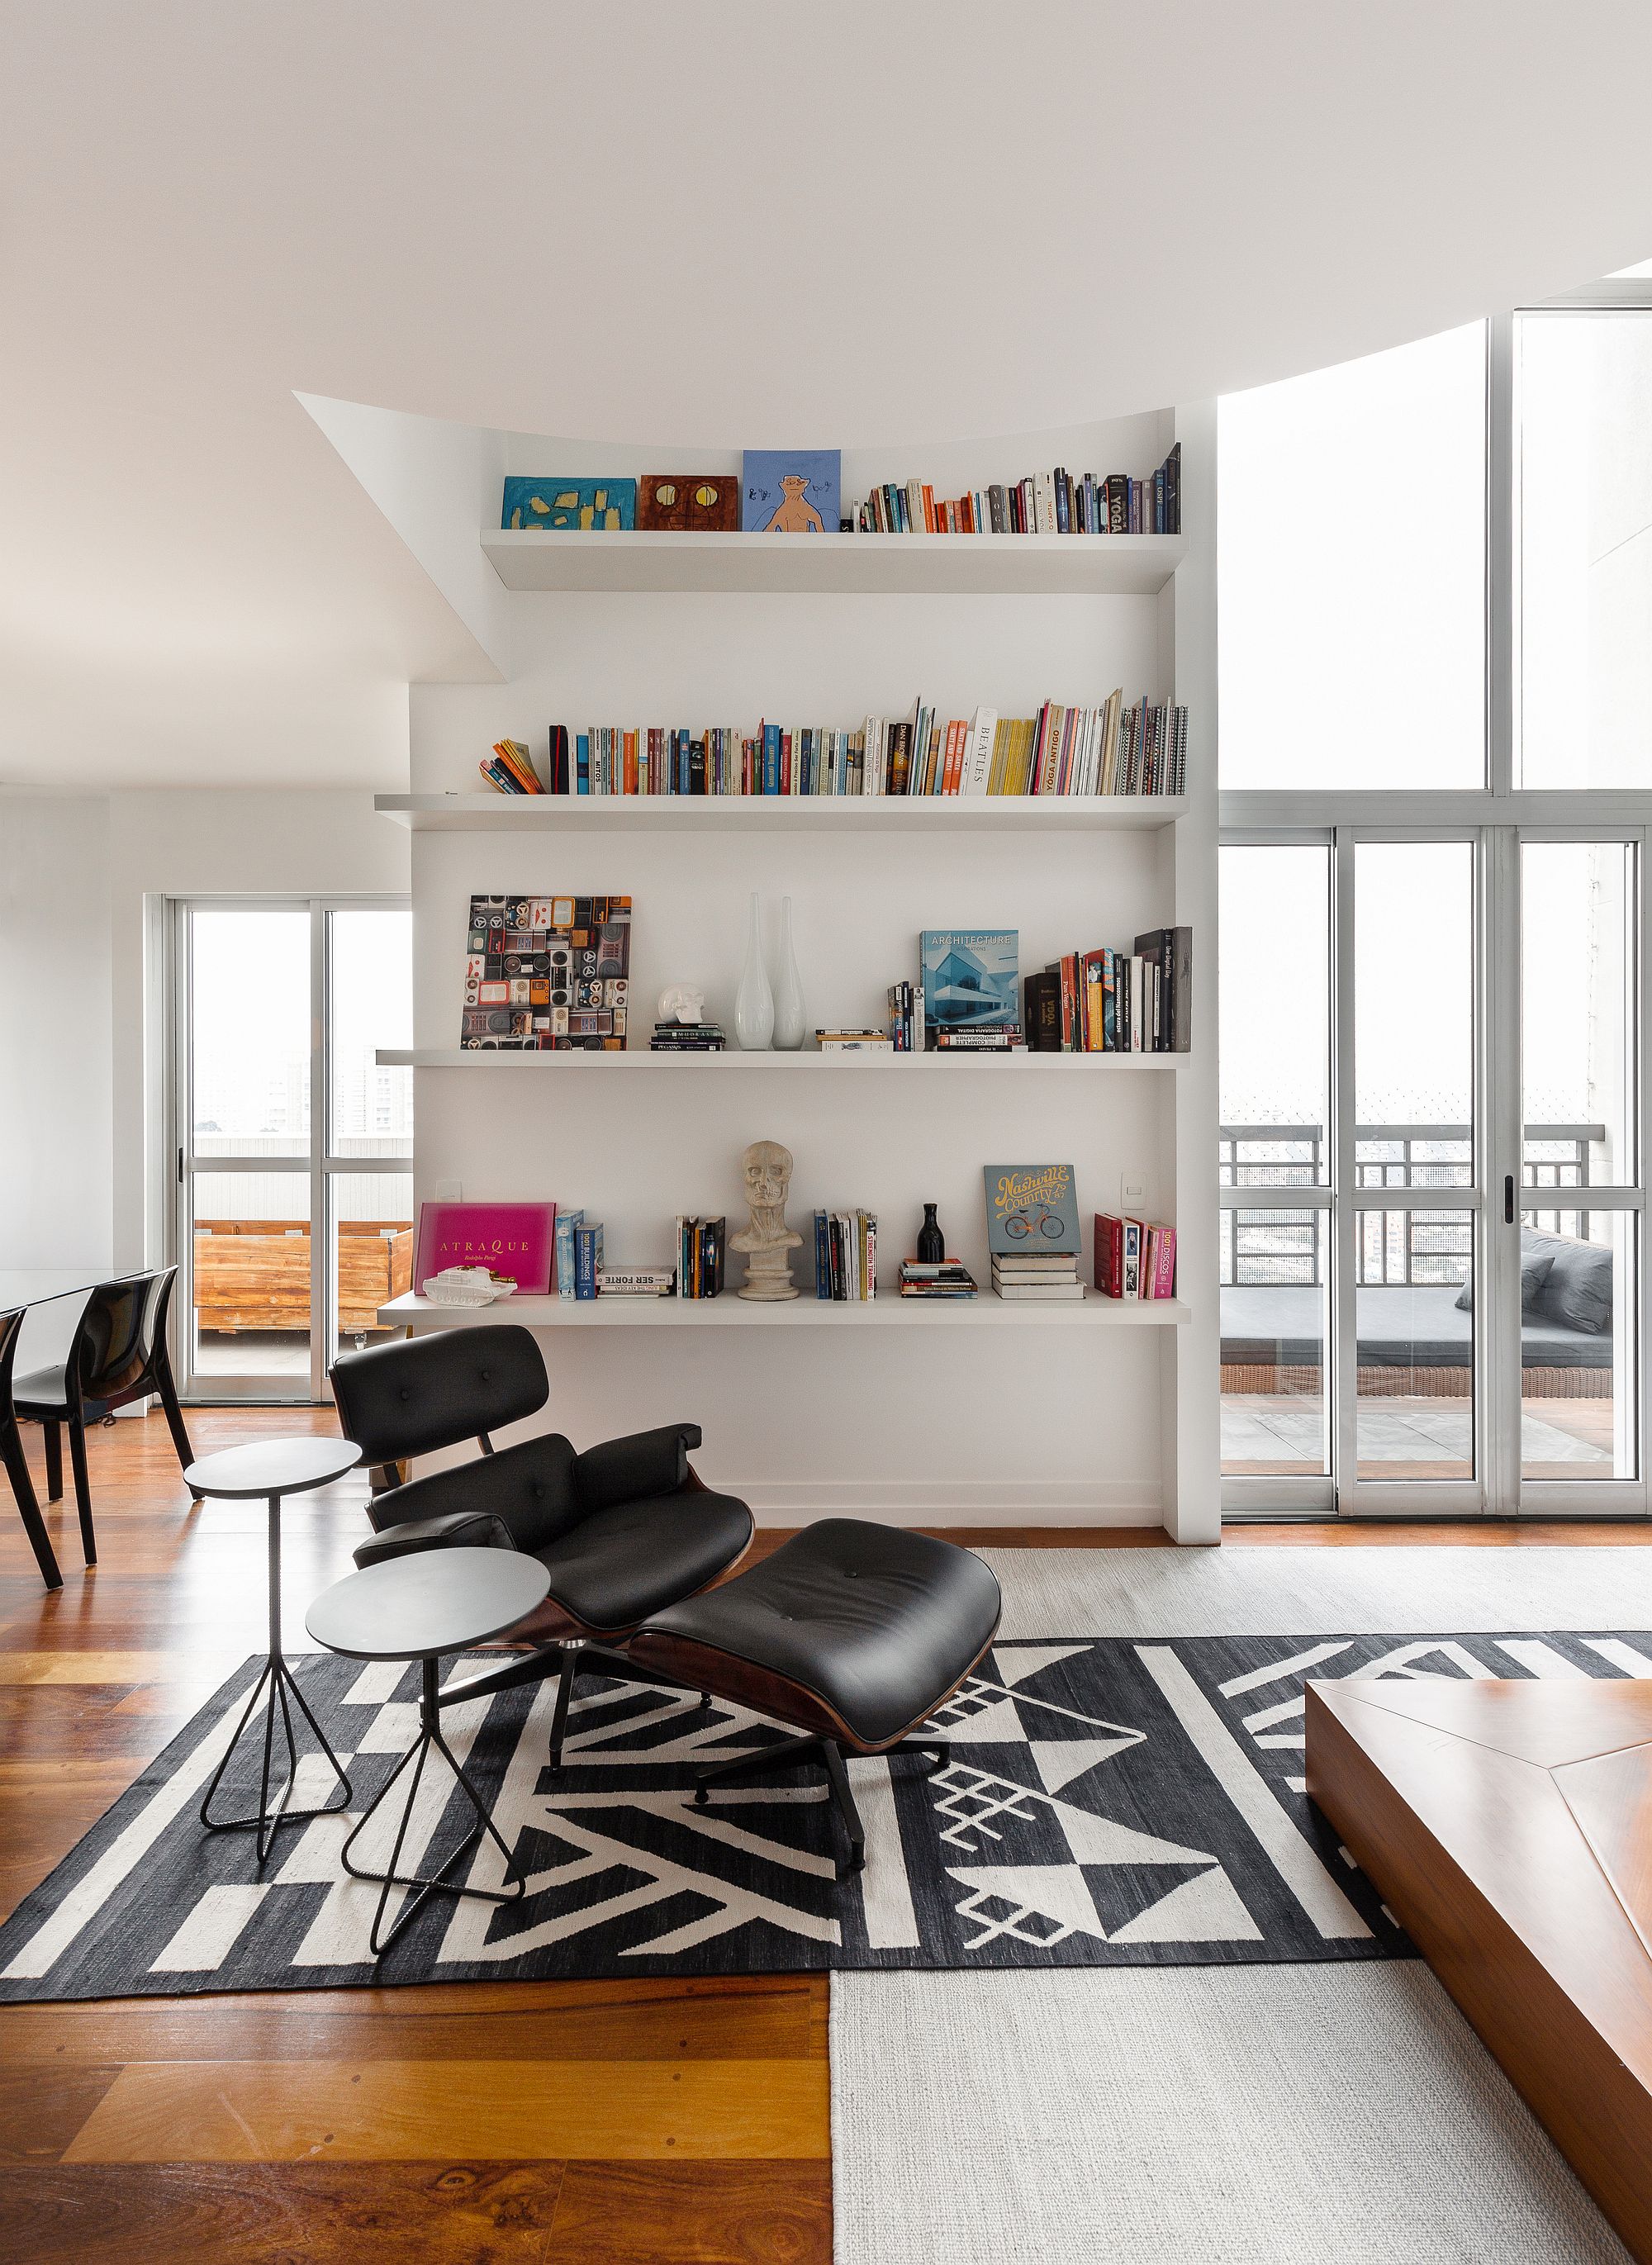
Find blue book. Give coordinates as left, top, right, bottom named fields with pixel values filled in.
left=555, top=1208, right=583, bottom=1299
left=576, top=734, right=590, bottom=795
left=814, top=1208, right=830, bottom=1298
left=982, top=1165, right=1080, bottom=1256
left=762, top=723, right=781, bottom=797
left=574, top=1221, right=603, bottom=1299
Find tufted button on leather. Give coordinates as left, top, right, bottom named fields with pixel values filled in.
left=398, top=1387, right=411, bottom=1401
left=480, top=1369, right=491, bottom=1383
left=532, top=1484, right=544, bottom=1498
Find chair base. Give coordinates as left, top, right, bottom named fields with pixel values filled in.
left=694, top=1733, right=946, bottom=1880
left=199, top=1651, right=354, bottom=1867
left=341, top=1656, right=525, bottom=1959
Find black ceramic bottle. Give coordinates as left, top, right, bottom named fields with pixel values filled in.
left=916, top=1204, right=945, bottom=1263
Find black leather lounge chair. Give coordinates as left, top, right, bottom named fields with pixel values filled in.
left=328, top=1324, right=754, bottom=1761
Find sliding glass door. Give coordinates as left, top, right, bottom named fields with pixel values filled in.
left=1221, top=830, right=1645, bottom=1516
left=173, top=898, right=412, bottom=1403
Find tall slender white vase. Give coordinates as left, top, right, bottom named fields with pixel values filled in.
left=771, top=895, right=807, bottom=1051
left=734, top=890, right=775, bottom=1050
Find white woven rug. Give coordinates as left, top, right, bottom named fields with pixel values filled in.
left=830, top=1546, right=1648, bottom=2264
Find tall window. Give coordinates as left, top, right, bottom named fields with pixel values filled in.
left=1219, top=324, right=1487, bottom=791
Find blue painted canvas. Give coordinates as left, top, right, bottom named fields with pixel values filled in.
left=501, top=477, right=637, bottom=532
left=920, top=928, right=1018, bottom=1031
left=740, top=449, right=841, bottom=534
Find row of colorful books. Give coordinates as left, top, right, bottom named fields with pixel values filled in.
left=851, top=449, right=1181, bottom=538
left=1023, top=927, right=1192, bottom=1055
left=675, top=1216, right=728, bottom=1299
left=1094, top=1215, right=1178, bottom=1300
left=477, top=699, right=1186, bottom=801
left=814, top=1210, right=877, bottom=1300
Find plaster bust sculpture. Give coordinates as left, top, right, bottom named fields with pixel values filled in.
left=729, top=1137, right=803, bottom=1300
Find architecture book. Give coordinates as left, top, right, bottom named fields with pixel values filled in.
left=920, top=930, right=1018, bottom=1038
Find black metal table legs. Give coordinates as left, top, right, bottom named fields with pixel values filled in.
left=694, top=1732, right=946, bottom=1878
left=340, top=1654, right=526, bottom=1959
left=199, top=1493, right=353, bottom=1864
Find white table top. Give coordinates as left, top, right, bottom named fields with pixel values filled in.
left=306, top=1547, right=551, bottom=1661
left=0, top=1267, right=142, bottom=1312
left=183, top=1436, right=363, bottom=1500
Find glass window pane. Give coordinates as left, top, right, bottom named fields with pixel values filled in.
left=331, top=1173, right=414, bottom=1363
left=1219, top=324, right=1486, bottom=789
left=191, top=909, right=310, bottom=1158
left=330, top=909, right=412, bottom=1156
left=1520, top=1211, right=1635, bottom=1481
left=1521, top=842, right=1636, bottom=1187
left=1221, top=1218, right=1328, bottom=1476
left=1219, top=846, right=1330, bottom=1184
left=192, top=1180, right=311, bottom=1379
left=1355, top=1210, right=1473, bottom=1479
left=1355, top=843, right=1474, bottom=1185
left=1517, top=311, right=1652, bottom=788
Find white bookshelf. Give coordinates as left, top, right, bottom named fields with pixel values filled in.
left=484, top=529, right=1185, bottom=596
left=377, top=793, right=1184, bottom=835
left=381, top=1291, right=1190, bottom=1331
left=379, top=1047, right=1191, bottom=1071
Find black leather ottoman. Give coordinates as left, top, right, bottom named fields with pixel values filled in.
left=627, top=1518, right=1002, bottom=1877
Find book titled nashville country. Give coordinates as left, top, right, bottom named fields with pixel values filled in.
left=981, top=1163, right=1081, bottom=1254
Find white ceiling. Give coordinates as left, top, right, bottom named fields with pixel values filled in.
left=4, top=1, right=1651, bottom=790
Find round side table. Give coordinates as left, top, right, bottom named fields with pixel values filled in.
left=306, top=1546, right=552, bottom=1959
left=185, top=1436, right=363, bottom=1863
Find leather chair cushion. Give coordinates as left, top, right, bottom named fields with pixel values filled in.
left=541, top=1487, right=754, bottom=1638
left=629, top=1519, right=1002, bottom=1751
left=573, top=1423, right=701, bottom=1513
left=354, top=1508, right=514, bottom=1568
left=367, top=1430, right=582, bottom=1555
left=331, top=1324, right=548, bottom=1465
left=13, top=1366, right=69, bottom=1416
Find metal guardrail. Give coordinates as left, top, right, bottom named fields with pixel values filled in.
left=1218, top=1123, right=1607, bottom=1286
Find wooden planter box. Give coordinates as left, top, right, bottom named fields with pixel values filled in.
left=194, top=1220, right=413, bottom=1334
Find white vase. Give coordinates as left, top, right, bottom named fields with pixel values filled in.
left=771, top=895, right=806, bottom=1051
left=734, top=890, right=775, bottom=1050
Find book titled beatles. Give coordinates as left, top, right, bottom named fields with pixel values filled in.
left=462, top=894, right=631, bottom=1051
left=1094, top=1213, right=1177, bottom=1299
left=415, top=1202, right=555, bottom=1294
left=982, top=1164, right=1080, bottom=1253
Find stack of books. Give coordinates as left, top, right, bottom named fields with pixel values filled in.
left=1024, top=927, right=1191, bottom=1054
left=899, top=1260, right=978, bottom=1299
left=852, top=448, right=1181, bottom=538
left=814, top=1211, right=877, bottom=1299
left=597, top=1265, right=675, bottom=1298
left=675, top=1217, right=726, bottom=1298
left=1094, top=1215, right=1178, bottom=1301
left=478, top=738, right=544, bottom=794
left=935, top=1027, right=1024, bottom=1053
left=815, top=1028, right=892, bottom=1052
left=991, top=1250, right=1083, bottom=1302
left=651, top=1020, right=725, bottom=1052
left=886, top=981, right=923, bottom=1050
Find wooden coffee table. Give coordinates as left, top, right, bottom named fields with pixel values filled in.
left=1307, top=1674, right=1652, bottom=2263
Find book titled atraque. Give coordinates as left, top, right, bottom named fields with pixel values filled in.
left=920, top=930, right=1018, bottom=1038
left=415, top=1202, right=555, bottom=1294
left=981, top=1163, right=1081, bottom=1256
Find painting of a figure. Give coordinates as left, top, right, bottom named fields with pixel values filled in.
left=740, top=449, right=840, bottom=534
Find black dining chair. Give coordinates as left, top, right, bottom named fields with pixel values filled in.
left=13, top=1267, right=195, bottom=1569
left=329, top=1324, right=754, bottom=1764
left=1, top=1308, right=62, bottom=1590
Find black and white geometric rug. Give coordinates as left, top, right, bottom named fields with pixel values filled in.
left=2, top=1628, right=1647, bottom=2001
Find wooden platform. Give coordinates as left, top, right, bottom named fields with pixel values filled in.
left=1307, top=1674, right=1652, bottom=2263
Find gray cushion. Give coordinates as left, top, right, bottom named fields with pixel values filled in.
left=1533, top=1232, right=1613, bottom=1335
left=1454, top=1230, right=1555, bottom=1315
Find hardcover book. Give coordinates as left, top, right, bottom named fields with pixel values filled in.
left=921, top=930, right=1018, bottom=1036
left=415, top=1202, right=555, bottom=1294
left=982, top=1164, right=1080, bottom=1256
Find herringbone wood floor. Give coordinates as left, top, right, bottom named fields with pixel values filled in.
left=1, top=1406, right=1645, bottom=2262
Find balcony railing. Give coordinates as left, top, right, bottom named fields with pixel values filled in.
left=1218, top=1123, right=1606, bottom=1287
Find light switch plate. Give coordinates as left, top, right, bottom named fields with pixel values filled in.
left=1121, top=1172, right=1149, bottom=1213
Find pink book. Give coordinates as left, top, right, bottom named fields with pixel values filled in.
left=1149, top=1223, right=1176, bottom=1300
left=415, top=1201, right=555, bottom=1294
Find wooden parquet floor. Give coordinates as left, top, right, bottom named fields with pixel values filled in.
left=0, top=1405, right=1646, bottom=2263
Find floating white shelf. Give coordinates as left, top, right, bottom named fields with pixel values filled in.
left=380, top=1291, right=1189, bottom=1330
left=377, top=792, right=1183, bottom=833
left=482, top=529, right=1185, bottom=596
left=380, top=1047, right=1189, bottom=1071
